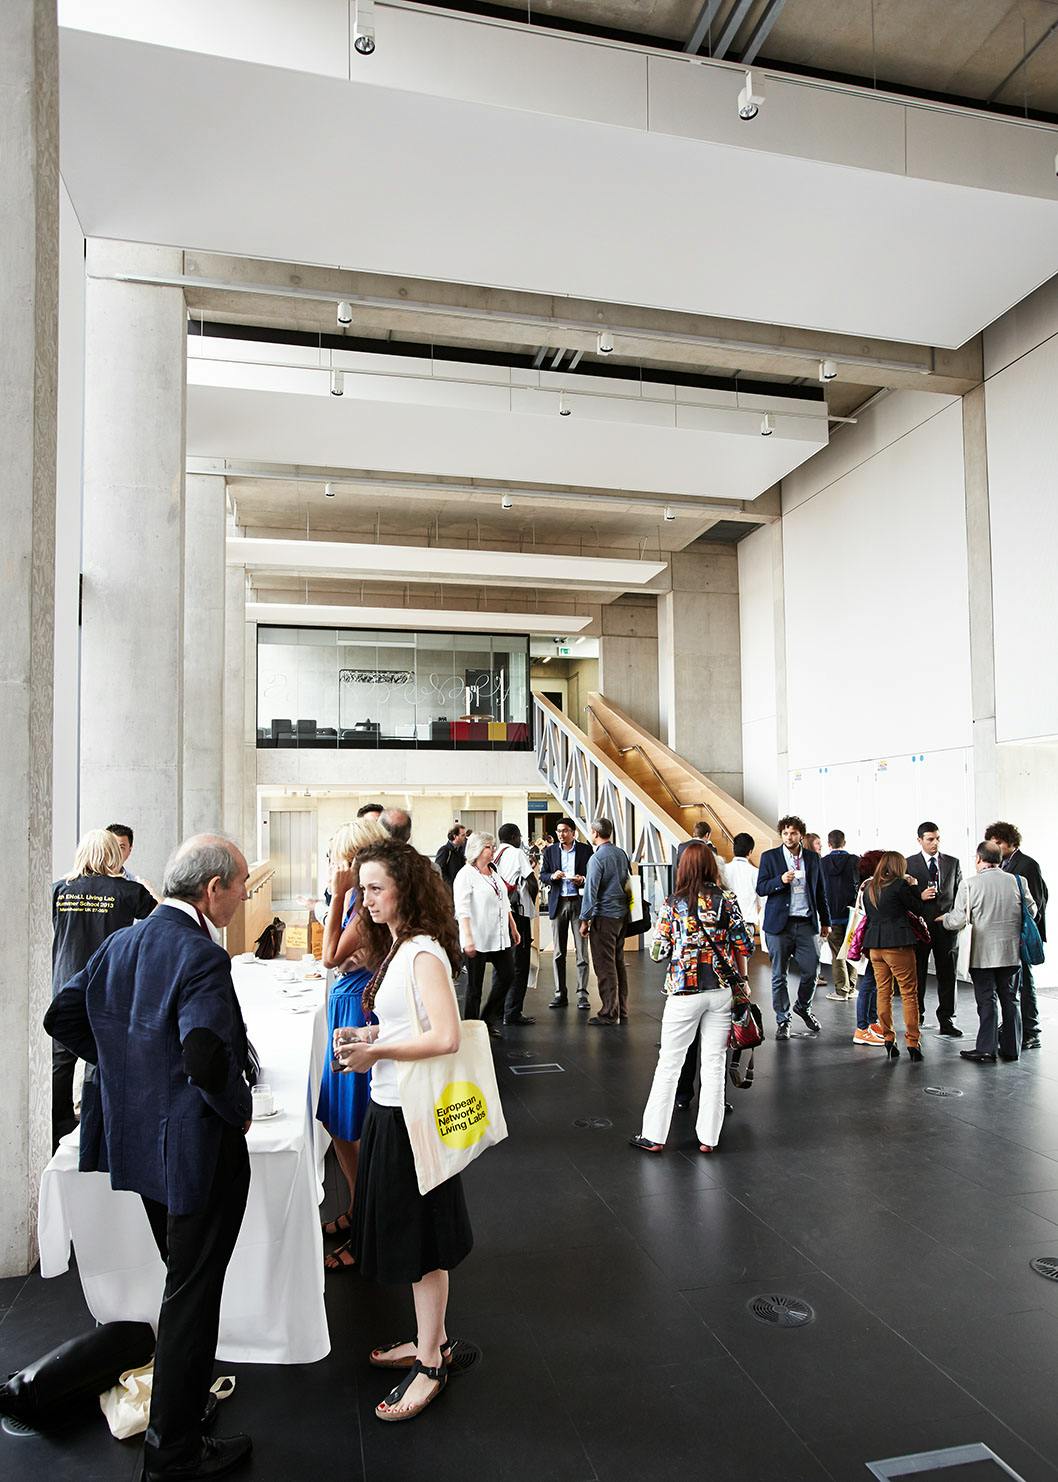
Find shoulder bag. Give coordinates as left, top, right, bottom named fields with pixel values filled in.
left=394, top=943, right=509, bottom=1195
left=1016, top=874, right=1046, bottom=967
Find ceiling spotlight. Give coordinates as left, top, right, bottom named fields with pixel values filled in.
left=353, top=0, right=375, bottom=55
left=337, top=300, right=353, bottom=326
left=761, top=413, right=774, bottom=436
left=559, top=392, right=571, bottom=417
left=330, top=369, right=344, bottom=397
left=663, top=507, right=676, bottom=522
left=738, top=70, right=764, bottom=121
left=597, top=329, right=614, bottom=355
left=501, top=494, right=513, bottom=510
left=819, top=358, right=838, bottom=382
left=324, top=482, right=335, bottom=499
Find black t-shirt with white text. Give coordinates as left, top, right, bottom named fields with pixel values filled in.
left=52, top=874, right=156, bottom=996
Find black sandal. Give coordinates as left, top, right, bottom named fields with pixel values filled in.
left=375, top=1359, right=448, bottom=1422
left=322, top=1211, right=353, bottom=1239
left=323, top=1239, right=357, bottom=1272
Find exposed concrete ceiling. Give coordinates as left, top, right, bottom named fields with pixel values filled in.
left=472, top=0, right=1058, bottom=114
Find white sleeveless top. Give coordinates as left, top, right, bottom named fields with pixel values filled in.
left=369, top=934, right=453, bottom=1108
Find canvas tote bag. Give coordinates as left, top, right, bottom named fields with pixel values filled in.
left=396, top=949, right=508, bottom=1196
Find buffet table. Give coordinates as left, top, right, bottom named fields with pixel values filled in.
left=37, top=960, right=332, bottom=1364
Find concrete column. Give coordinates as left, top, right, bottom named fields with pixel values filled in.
left=0, top=0, right=58, bottom=1277
left=597, top=597, right=659, bottom=736
left=657, top=547, right=743, bottom=799
left=962, top=384, right=999, bottom=828
left=183, top=475, right=226, bottom=837
left=80, top=243, right=187, bottom=889
left=223, top=563, right=254, bottom=852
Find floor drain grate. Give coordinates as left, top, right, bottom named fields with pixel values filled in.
left=924, top=1086, right=964, bottom=1097
left=447, top=1340, right=482, bottom=1374
left=1030, top=1256, right=1058, bottom=1282
left=509, top=1063, right=565, bottom=1076
left=572, top=1117, right=613, bottom=1130
left=1, top=1416, right=39, bottom=1437
left=747, top=1295, right=815, bottom=1328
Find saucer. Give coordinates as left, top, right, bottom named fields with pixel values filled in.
left=252, top=1105, right=282, bottom=1120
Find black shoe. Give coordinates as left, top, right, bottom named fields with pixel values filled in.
left=143, top=1435, right=253, bottom=1482
left=907, top=1046, right=924, bottom=1062
left=885, top=1041, right=900, bottom=1060
left=960, top=1049, right=996, bottom=1063
left=938, top=1023, right=963, bottom=1037
left=548, top=995, right=568, bottom=1010
left=999, top=1052, right=1019, bottom=1062
left=587, top=1015, right=618, bottom=1026
left=775, top=1022, right=790, bottom=1040
left=487, top=1025, right=504, bottom=1040
left=1024, top=1035, right=1042, bottom=1049
left=674, top=1097, right=691, bottom=1109
left=504, top=1014, right=536, bottom=1026
left=577, top=996, right=590, bottom=1012
left=793, top=1005, right=821, bottom=1033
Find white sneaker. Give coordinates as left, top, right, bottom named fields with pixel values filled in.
left=825, top=991, right=852, bottom=1002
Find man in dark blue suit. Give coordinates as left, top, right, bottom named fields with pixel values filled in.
left=45, top=836, right=253, bottom=1482
left=756, top=815, right=831, bottom=1039
left=541, top=817, right=594, bottom=1009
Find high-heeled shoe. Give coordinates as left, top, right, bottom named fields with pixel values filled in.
left=884, top=1041, right=900, bottom=1060
left=907, top=1045, right=924, bottom=1062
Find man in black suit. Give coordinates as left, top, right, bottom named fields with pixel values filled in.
left=986, top=821, right=1049, bottom=1049
left=906, top=821, right=963, bottom=1035
left=541, top=817, right=593, bottom=1009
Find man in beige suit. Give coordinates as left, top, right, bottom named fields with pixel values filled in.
left=942, top=841, right=1036, bottom=1064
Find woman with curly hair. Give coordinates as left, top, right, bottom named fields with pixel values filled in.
left=630, top=841, right=752, bottom=1156
left=316, top=814, right=387, bottom=1265
left=333, top=840, right=472, bottom=1423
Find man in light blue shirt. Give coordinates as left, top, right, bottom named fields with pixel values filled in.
left=541, top=818, right=593, bottom=1009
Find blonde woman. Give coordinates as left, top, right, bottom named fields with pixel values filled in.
left=317, top=815, right=388, bottom=1269
left=51, top=829, right=156, bottom=1147
left=453, top=832, right=520, bottom=1038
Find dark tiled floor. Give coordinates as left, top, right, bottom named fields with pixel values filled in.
left=5, top=954, right=1058, bottom=1480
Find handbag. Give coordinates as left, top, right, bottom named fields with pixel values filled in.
left=254, top=916, right=285, bottom=960
left=1016, top=875, right=1046, bottom=967
left=395, top=951, right=509, bottom=1196
left=846, top=909, right=869, bottom=963
left=625, top=900, right=652, bottom=938
left=730, top=998, right=764, bottom=1050
left=837, top=889, right=865, bottom=962
left=0, top=1322, right=156, bottom=1430
left=907, top=911, right=932, bottom=946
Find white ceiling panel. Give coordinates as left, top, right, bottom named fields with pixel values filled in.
left=188, top=383, right=823, bottom=500
left=60, top=27, right=1058, bottom=348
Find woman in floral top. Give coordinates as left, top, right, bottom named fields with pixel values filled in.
left=630, top=842, right=752, bottom=1156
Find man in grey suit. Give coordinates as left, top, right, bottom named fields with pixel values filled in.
left=942, top=841, right=1037, bottom=1064
left=906, top=821, right=963, bottom=1035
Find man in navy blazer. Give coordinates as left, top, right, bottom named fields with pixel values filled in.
left=541, top=816, right=594, bottom=1009
left=45, top=835, right=253, bottom=1482
left=756, top=815, right=831, bottom=1039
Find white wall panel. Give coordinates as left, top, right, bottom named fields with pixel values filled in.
left=783, top=399, right=971, bottom=769
left=985, top=330, right=1058, bottom=743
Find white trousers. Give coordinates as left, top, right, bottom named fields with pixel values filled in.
left=640, top=988, right=733, bottom=1149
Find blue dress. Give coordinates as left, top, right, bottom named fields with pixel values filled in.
left=316, top=895, right=374, bottom=1142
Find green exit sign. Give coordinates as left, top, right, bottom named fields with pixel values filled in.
left=558, top=646, right=571, bottom=655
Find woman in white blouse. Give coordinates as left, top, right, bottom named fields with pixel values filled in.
left=453, top=832, right=520, bottom=1038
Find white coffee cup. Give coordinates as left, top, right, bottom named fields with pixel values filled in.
left=251, top=1084, right=275, bottom=1118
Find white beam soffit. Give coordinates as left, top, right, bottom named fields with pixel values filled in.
left=248, top=602, right=592, bottom=633
left=58, top=15, right=1058, bottom=349
left=229, top=536, right=668, bottom=591
left=187, top=384, right=824, bottom=501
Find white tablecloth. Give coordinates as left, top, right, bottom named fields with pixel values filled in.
left=37, top=960, right=332, bottom=1364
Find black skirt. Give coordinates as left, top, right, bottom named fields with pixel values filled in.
left=349, top=1101, right=474, bottom=1285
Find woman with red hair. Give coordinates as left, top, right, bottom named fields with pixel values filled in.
left=630, top=841, right=752, bottom=1155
